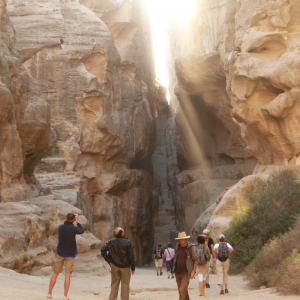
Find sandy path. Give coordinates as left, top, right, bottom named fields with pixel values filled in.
left=0, top=266, right=299, bottom=300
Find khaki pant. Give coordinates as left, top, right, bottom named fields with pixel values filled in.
left=109, top=265, right=131, bottom=300
left=155, top=259, right=163, bottom=267
left=175, top=272, right=190, bottom=300
left=206, top=256, right=212, bottom=284
left=53, top=255, right=75, bottom=274
left=216, top=259, right=229, bottom=285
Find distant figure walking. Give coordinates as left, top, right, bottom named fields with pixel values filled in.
left=202, top=229, right=214, bottom=288
left=154, top=244, right=164, bottom=276
left=47, top=213, right=84, bottom=300
left=195, top=235, right=211, bottom=296
left=173, top=232, right=199, bottom=300
left=101, top=227, right=135, bottom=300
left=164, top=242, right=175, bottom=279
left=213, top=234, right=233, bottom=295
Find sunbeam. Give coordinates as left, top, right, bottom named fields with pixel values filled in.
left=144, top=0, right=196, bottom=96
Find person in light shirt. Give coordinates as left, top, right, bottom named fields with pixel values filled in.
left=164, top=242, right=175, bottom=279
left=213, top=234, right=234, bottom=295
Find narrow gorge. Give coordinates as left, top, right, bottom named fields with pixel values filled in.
left=1, top=0, right=300, bottom=276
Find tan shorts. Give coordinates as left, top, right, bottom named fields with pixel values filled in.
left=53, top=255, right=75, bottom=274
left=155, top=259, right=163, bottom=267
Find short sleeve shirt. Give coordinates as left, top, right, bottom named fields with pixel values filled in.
left=153, top=248, right=164, bottom=259
left=207, top=237, right=214, bottom=253
left=164, top=248, right=175, bottom=261
left=214, top=242, right=233, bottom=251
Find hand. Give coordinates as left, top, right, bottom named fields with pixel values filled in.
left=190, top=271, right=195, bottom=279
left=109, top=262, right=113, bottom=268
left=75, top=214, right=79, bottom=223
left=131, top=270, right=135, bottom=275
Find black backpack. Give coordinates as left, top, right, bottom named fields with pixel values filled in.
left=155, top=248, right=162, bottom=259
left=218, top=242, right=229, bottom=262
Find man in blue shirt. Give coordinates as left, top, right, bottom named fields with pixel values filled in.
left=47, top=213, right=84, bottom=300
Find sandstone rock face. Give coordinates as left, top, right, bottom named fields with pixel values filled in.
left=167, top=0, right=258, bottom=237
left=0, top=0, right=52, bottom=203
left=6, top=0, right=155, bottom=265
left=167, top=0, right=300, bottom=239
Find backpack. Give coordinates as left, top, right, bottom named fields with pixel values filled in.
left=155, top=248, right=162, bottom=259
left=196, top=244, right=210, bottom=266
left=218, top=242, right=229, bottom=262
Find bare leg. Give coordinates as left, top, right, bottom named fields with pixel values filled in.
left=48, top=273, right=59, bottom=295
left=220, top=284, right=224, bottom=291
left=156, top=266, right=158, bottom=273
left=64, top=273, right=71, bottom=297
left=167, top=271, right=170, bottom=278
left=203, top=280, right=206, bottom=294
left=160, top=267, right=163, bottom=274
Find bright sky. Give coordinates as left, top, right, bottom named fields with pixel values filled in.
left=144, top=0, right=196, bottom=91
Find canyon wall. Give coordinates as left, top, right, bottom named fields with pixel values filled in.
left=167, top=0, right=300, bottom=241
left=5, top=0, right=155, bottom=266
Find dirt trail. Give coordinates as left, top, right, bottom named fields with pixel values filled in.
left=0, top=266, right=298, bottom=300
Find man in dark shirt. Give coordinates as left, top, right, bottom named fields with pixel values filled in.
left=153, top=244, right=164, bottom=276
left=47, top=213, right=84, bottom=299
left=203, top=229, right=214, bottom=288
left=173, top=232, right=199, bottom=300
left=101, top=227, right=135, bottom=300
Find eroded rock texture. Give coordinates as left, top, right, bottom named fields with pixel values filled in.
left=6, top=0, right=155, bottom=265
left=167, top=0, right=300, bottom=240
left=0, top=0, right=52, bottom=202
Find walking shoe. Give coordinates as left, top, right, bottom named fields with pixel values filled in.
left=167, top=276, right=170, bottom=279
left=220, top=290, right=224, bottom=295
left=157, top=272, right=159, bottom=276
left=225, top=289, right=229, bottom=293
left=160, top=272, right=163, bottom=276
left=206, top=284, right=210, bottom=288
left=47, top=295, right=52, bottom=298
left=171, top=275, right=174, bottom=279
left=63, top=297, right=69, bottom=300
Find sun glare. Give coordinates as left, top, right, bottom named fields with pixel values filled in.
left=144, top=0, right=196, bottom=100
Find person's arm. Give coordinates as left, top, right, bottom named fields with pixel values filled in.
left=190, top=245, right=199, bottom=279
left=213, top=245, right=218, bottom=260
left=227, top=243, right=234, bottom=258
left=100, top=241, right=112, bottom=266
left=74, top=214, right=84, bottom=234
left=128, top=242, right=136, bottom=275
left=161, top=249, right=164, bottom=259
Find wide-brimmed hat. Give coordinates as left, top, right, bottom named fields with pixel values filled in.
left=175, top=232, right=190, bottom=240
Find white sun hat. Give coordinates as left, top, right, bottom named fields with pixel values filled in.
left=175, top=232, right=190, bottom=240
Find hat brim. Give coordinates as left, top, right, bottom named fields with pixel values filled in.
left=175, top=236, right=190, bottom=240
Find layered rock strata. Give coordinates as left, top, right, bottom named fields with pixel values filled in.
left=0, top=0, right=53, bottom=203
left=166, top=0, right=300, bottom=240
left=6, top=0, right=155, bottom=265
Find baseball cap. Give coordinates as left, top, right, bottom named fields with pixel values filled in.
left=219, top=234, right=225, bottom=239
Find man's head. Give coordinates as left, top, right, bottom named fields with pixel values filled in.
left=175, top=232, right=190, bottom=247
left=219, top=234, right=225, bottom=242
left=66, top=213, right=76, bottom=222
left=158, top=244, right=162, bottom=248
left=197, top=235, right=205, bottom=244
left=168, top=242, right=172, bottom=248
left=114, top=227, right=124, bottom=238
left=203, top=229, right=210, bottom=236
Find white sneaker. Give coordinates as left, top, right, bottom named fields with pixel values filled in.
left=63, top=297, right=69, bottom=300
left=47, top=295, right=52, bottom=299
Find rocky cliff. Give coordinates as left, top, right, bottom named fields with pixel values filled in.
left=166, top=0, right=300, bottom=241
left=3, top=0, right=155, bottom=267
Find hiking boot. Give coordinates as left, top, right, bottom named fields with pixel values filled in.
left=157, top=272, right=159, bottom=276
left=225, top=289, right=229, bottom=293
left=206, top=284, right=210, bottom=288
left=220, top=290, right=224, bottom=295
left=171, top=275, right=174, bottom=279
left=160, top=272, right=163, bottom=276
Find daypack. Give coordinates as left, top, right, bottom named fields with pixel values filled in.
left=196, top=244, right=210, bottom=266
left=218, top=242, right=229, bottom=262
left=155, top=248, right=162, bottom=259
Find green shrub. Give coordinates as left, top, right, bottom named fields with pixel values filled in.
left=245, top=218, right=300, bottom=294
left=225, top=170, right=300, bottom=273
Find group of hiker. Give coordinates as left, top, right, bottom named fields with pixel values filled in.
left=46, top=213, right=233, bottom=300
left=153, top=229, right=233, bottom=298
